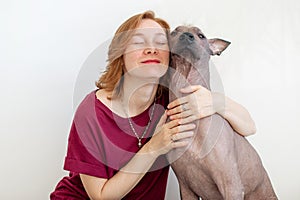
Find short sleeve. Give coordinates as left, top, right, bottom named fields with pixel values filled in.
left=64, top=122, right=110, bottom=179
left=63, top=92, right=112, bottom=179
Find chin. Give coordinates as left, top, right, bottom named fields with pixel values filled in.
left=129, top=64, right=168, bottom=80
left=147, top=64, right=167, bottom=74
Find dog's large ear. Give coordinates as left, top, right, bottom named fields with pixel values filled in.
left=208, top=39, right=231, bottom=56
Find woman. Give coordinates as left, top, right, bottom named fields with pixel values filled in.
left=50, top=11, right=256, bottom=199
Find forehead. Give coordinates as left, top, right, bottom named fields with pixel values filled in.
left=174, top=26, right=202, bottom=33
left=134, top=19, right=167, bottom=35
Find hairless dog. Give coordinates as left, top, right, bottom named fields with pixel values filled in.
left=167, top=26, right=278, bottom=200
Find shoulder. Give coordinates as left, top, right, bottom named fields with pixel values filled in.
left=73, top=90, right=101, bottom=124
left=76, top=91, right=96, bottom=114
left=95, top=89, right=112, bottom=107
left=75, top=89, right=110, bottom=113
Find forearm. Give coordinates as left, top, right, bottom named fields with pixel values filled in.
left=85, top=144, right=158, bottom=199
left=98, top=144, right=158, bottom=199
left=213, top=92, right=256, bottom=136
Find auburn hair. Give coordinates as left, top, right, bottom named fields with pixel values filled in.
left=95, top=10, right=170, bottom=99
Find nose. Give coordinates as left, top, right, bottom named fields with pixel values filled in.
left=179, top=32, right=194, bottom=44
left=144, top=47, right=158, bottom=55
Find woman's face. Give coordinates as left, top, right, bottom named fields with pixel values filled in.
left=123, top=19, right=169, bottom=80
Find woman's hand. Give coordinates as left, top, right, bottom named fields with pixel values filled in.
left=167, top=85, right=256, bottom=136
left=145, top=111, right=195, bottom=157
left=167, top=85, right=218, bottom=124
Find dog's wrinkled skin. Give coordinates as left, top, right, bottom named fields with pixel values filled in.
left=167, top=26, right=278, bottom=200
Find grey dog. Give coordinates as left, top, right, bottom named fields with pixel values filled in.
left=167, top=26, right=278, bottom=200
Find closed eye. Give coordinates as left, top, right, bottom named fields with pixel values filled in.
left=156, top=41, right=167, bottom=45
left=155, top=39, right=168, bottom=45
left=130, top=38, right=145, bottom=45
left=131, top=39, right=144, bottom=43
left=132, top=42, right=144, bottom=44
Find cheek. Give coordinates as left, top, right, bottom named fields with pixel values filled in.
left=124, top=51, right=140, bottom=67
left=161, top=51, right=170, bottom=64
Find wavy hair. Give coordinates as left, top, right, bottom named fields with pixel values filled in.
left=95, top=11, right=170, bottom=99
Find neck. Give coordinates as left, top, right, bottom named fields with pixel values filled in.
left=189, top=60, right=211, bottom=90
left=121, top=75, right=158, bottom=117
left=171, top=56, right=211, bottom=90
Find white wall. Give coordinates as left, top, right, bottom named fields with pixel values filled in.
left=1, top=0, right=299, bottom=199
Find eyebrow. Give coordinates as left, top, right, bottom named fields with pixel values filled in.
left=132, top=32, right=167, bottom=37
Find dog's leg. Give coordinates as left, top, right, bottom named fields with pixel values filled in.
left=213, top=163, right=245, bottom=200
left=217, top=175, right=244, bottom=200
left=208, top=151, right=244, bottom=199
left=245, top=173, right=278, bottom=200
left=178, top=180, right=199, bottom=200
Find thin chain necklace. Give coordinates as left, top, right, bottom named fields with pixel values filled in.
left=124, top=98, right=156, bottom=148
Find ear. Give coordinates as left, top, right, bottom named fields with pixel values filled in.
left=208, top=39, right=231, bottom=56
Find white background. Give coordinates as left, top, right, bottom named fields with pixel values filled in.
left=1, top=0, right=300, bottom=199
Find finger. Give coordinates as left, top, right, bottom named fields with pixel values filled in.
left=171, top=123, right=196, bottom=134
left=167, top=103, right=189, bottom=116
left=153, top=111, right=168, bottom=136
left=171, top=140, right=189, bottom=148
left=157, top=110, right=168, bottom=127
left=180, top=85, right=202, bottom=94
left=172, top=131, right=194, bottom=141
left=178, top=115, right=199, bottom=124
left=169, top=110, right=192, bottom=120
left=164, top=118, right=181, bottom=129
left=167, top=96, right=188, bottom=109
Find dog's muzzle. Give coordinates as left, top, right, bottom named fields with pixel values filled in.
left=172, top=32, right=201, bottom=60
left=179, top=32, right=195, bottom=45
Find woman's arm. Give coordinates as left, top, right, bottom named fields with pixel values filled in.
left=80, top=112, right=195, bottom=200
left=167, top=85, right=256, bottom=137
left=80, top=146, right=158, bottom=200
left=212, top=92, right=256, bottom=136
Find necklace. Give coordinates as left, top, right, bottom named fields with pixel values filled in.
left=124, top=98, right=156, bottom=148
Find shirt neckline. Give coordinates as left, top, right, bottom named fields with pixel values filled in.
left=93, top=90, right=155, bottom=122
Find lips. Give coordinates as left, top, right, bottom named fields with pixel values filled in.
left=141, top=59, right=161, bottom=64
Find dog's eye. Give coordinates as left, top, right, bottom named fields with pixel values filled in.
left=198, top=33, right=205, bottom=39
left=170, top=31, right=177, bottom=37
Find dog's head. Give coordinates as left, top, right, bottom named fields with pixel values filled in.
left=168, top=26, right=231, bottom=92
left=169, top=26, right=231, bottom=63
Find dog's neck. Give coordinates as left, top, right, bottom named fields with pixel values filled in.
left=171, top=55, right=211, bottom=90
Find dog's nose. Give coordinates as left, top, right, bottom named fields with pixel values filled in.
left=179, top=32, right=194, bottom=43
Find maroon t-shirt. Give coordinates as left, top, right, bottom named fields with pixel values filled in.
left=50, top=90, right=170, bottom=200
